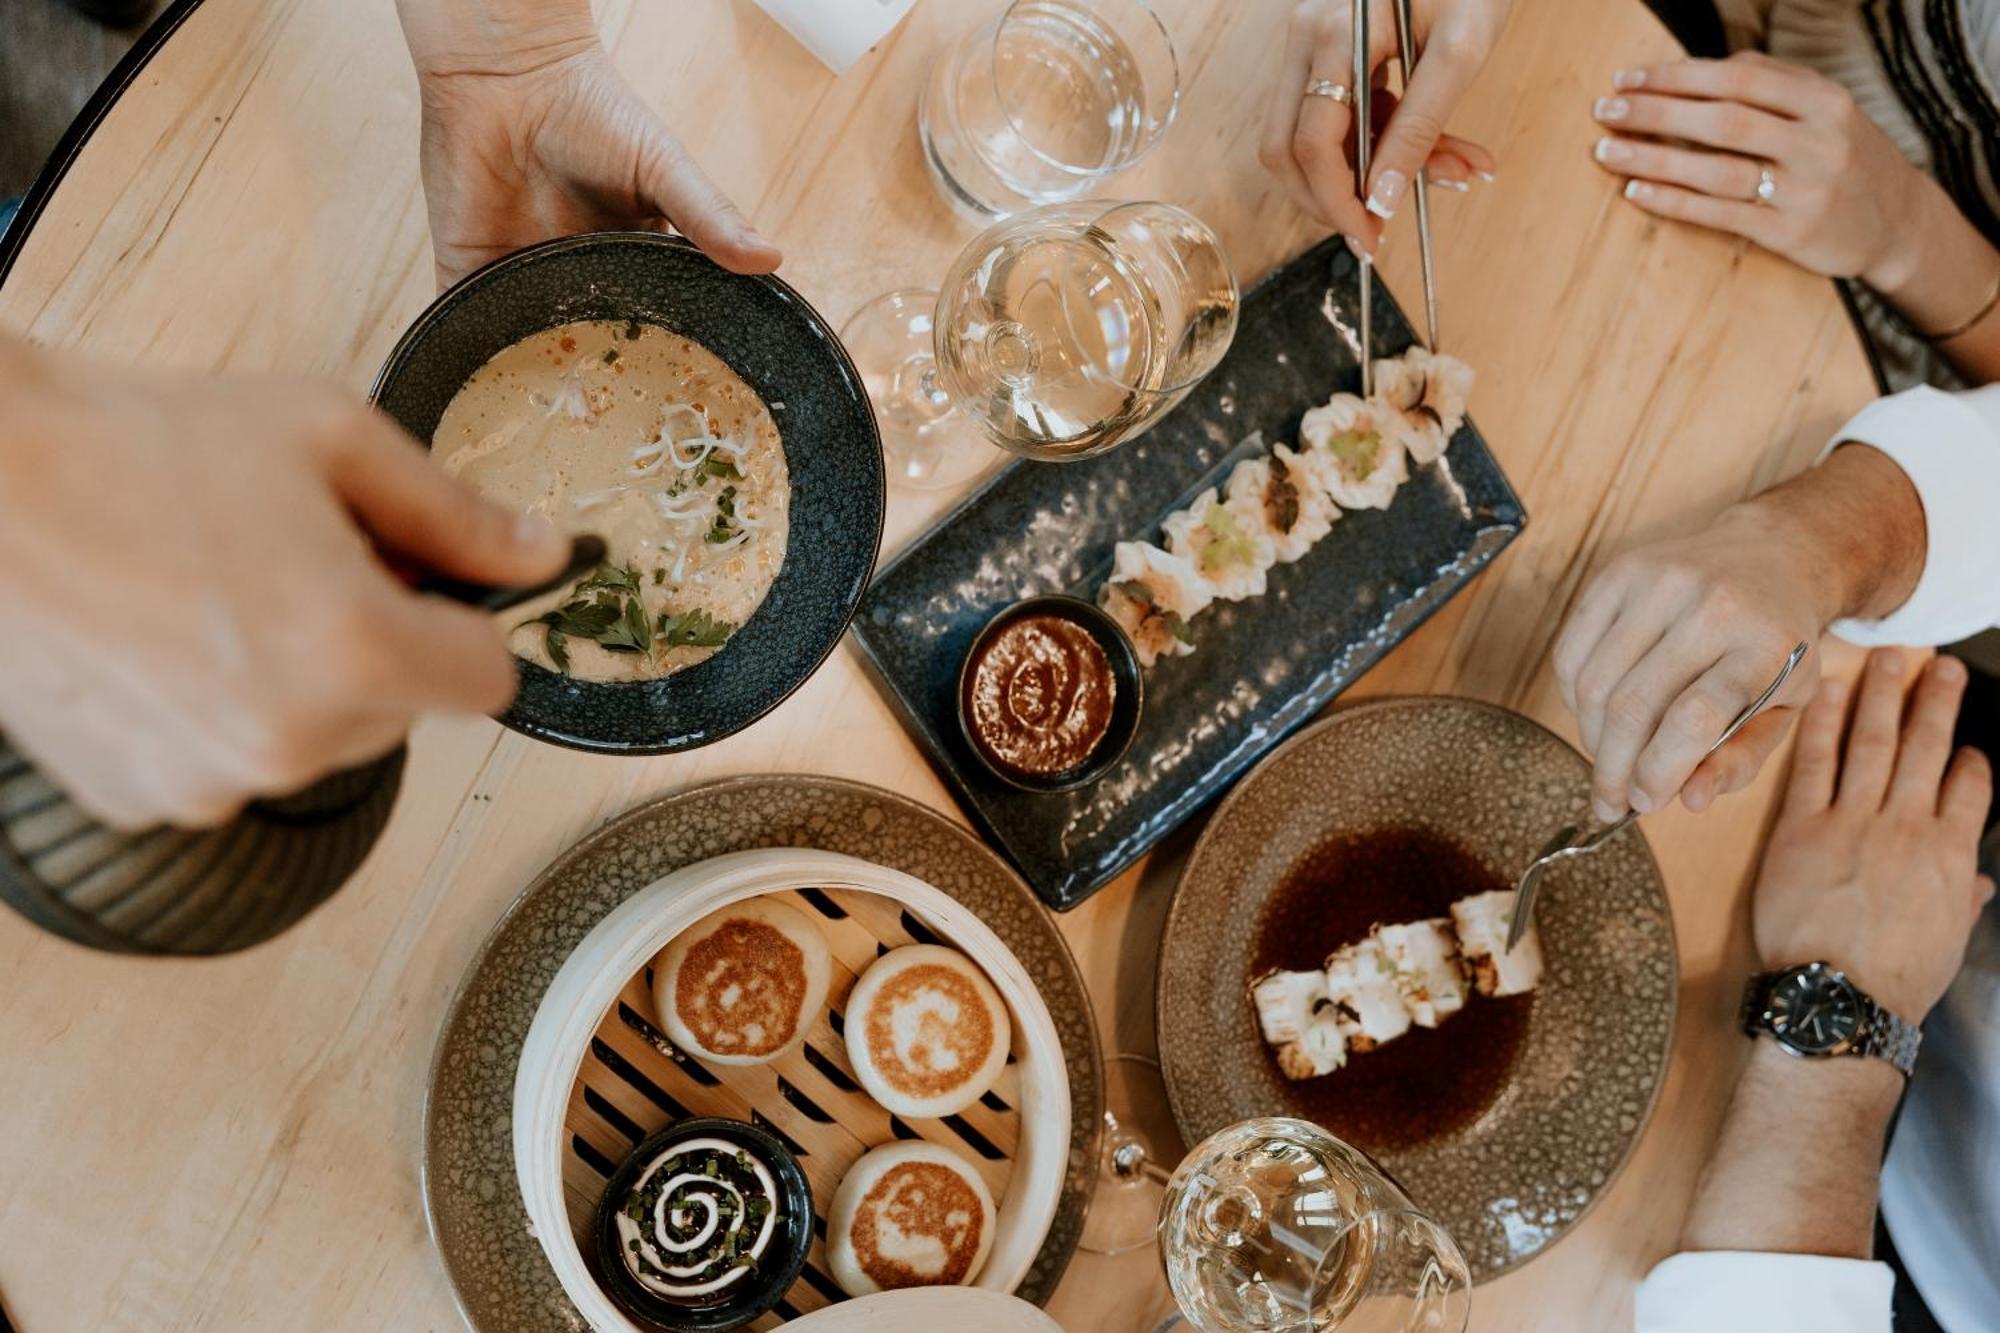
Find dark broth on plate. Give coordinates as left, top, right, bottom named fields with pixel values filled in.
left=1250, top=827, right=1532, bottom=1152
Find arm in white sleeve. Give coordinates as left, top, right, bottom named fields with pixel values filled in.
left=1822, top=384, right=2000, bottom=647
left=1635, top=1252, right=1894, bottom=1333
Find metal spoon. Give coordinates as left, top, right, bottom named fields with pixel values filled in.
left=1506, top=640, right=1811, bottom=952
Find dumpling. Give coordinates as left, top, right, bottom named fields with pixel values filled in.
left=1373, top=919, right=1470, bottom=1028
left=652, top=896, right=833, bottom=1066
left=1372, top=349, right=1474, bottom=465
left=1223, top=446, right=1339, bottom=564
left=844, top=944, right=1011, bottom=1119
left=1162, top=486, right=1275, bottom=601
left=1098, top=540, right=1215, bottom=668
left=1298, top=393, right=1410, bottom=511
left=1324, top=938, right=1412, bottom=1052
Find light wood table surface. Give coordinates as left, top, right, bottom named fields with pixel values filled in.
left=0, top=0, right=1877, bottom=1328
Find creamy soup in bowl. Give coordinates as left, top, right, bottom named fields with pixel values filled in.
left=371, top=231, right=884, bottom=755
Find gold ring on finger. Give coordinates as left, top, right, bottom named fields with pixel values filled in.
left=1754, top=162, right=1777, bottom=206
left=1304, top=78, right=1353, bottom=105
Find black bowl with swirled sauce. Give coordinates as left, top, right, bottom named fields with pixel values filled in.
left=591, top=1117, right=813, bottom=1330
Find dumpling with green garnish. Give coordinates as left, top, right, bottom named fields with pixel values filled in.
left=1223, top=445, right=1340, bottom=564
left=1372, top=348, right=1474, bottom=465
left=1098, top=540, right=1214, bottom=668
left=1162, top=486, right=1276, bottom=601
left=1298, top=392, right=1410, bottom=512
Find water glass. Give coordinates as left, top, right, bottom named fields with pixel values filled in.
left=920, top=0, right=1181, bottom=218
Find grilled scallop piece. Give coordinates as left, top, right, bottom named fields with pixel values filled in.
left=1451, top=890, right=1545, bottom=998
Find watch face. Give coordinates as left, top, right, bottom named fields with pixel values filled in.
left=1768, top=966, right=1864, bottom=1054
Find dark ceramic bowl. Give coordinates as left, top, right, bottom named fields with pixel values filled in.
left=371, top=232, right=884, bottom=754
left=955, top=595, right=1143, bottom=793
left=590, top=1117, right=814, bottom=1332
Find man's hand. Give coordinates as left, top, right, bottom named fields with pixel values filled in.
left=1752, top=649, right=1993, bottom=1020
left=397, top=0, right=781, bottom=288
left=1552, top=443, right=1926, bottom=822
left=0, top=339, right=568, bottom=829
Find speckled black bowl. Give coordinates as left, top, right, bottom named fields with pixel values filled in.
left=590, top=1117, right=814, bottom=1332
left=956, top=595, right=1143, bottom=793
left=371, top=232, right=884, bottom=754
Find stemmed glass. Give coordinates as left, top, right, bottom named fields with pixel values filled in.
left=841, top=200, right=1238, bottom=489
left=920, top=0, right=1182, bottom=219
left=1077, top=1065, right=1471, bottom=1333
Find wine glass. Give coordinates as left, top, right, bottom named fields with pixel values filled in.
left=840, top=200, right=1238, bottom=490
left=919, top=0, right=1181, bottom=219
left=1158, top=1118, right=1471, bottom=1333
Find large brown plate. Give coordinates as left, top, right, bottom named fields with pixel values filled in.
left=423, top=776, right=1102, bottom=1331
left=1156, top=698, right=1676, bottom=1279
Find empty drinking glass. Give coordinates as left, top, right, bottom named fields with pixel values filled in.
left=1158, top=1118, right=1471, bottom=1333
left=841, top=199, right=1238, bottom=489
left=920, top=0, right=1181, bottom=218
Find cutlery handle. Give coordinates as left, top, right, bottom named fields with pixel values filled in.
left=418, top=533, right=605, bottom=613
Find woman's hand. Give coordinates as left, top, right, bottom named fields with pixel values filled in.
left=1260, top=0, right=1510, bottom=252
left=0, top=340, right=568, bottom=829
left=398, top=0, right=780, bottom=289
left=1590, top=52, right=1925, bottom=284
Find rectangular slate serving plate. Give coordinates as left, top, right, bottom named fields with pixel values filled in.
left=850, top=237, right=1526, bottom=910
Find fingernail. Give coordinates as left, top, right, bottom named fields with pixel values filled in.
left=1592, top=797, right=1622, bottom=824
left=1881, top=653, right=1906, bottom=677
left=1594, top=96, right=1629, bottom=122
left=1344, top=234, right=1374, bottom=262
left=1628, top=788, right=1654, bottom=813
left=1613, top=68, right=1646, bottom=90
left=1593, top=136, right=1629, bottom=165
left=1935, top=655, right=1967, bottom=684
left=1367, top=169, right=1407, bottom=219
left=1623, top=179, right=1650, bottom=201
left=514, top=509, right=560, bottom=549
left=1682, top=781, right=1711, bottom=813
left=1475, top=170, right=1496, bottom=183
left=1427, top=176, right=1471, bottom=192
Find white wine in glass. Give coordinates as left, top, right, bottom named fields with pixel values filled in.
left=842, top=200, right=1238, bottom=490
left=1158, top=1118, right=1470, bottom=1333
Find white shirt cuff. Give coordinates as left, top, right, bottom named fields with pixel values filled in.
left=1635, top=1251, right=1894, bottom=1333
left=1820, top=384, right=2000, bottom=647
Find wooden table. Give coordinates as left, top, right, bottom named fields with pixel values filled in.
left=0, top=0, right=1877, bottom=1328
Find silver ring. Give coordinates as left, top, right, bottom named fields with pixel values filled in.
left=1304, top=78, right=1353, bottom=105
left=1754, top=162, right=1777, bottom=206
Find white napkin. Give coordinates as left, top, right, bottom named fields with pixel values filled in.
left=749, top=0, right=922, bottom=73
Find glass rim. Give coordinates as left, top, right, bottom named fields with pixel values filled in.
left=1063, top=200, right=1235, bottom=396
left=989, top=0, right=1183, bottom=183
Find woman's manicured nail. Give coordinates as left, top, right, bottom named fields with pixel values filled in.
left=1623, top=179, right=1651, bottom=201
left=1367, top=169, right=1407, bottom=219
left=1629, top=788, right=1654, bottom=814
left=1344, top=234, right=1374, bottom=261
left=1476, top=170, right=1496, bottom=183
left=1594, top=96, right=1629, bottom=122
left=1613, top=68, right=1646, bottom=91
left=1593, top=136, right=1630, bottom=165
left=1426, top=174, right=1471, bottom=191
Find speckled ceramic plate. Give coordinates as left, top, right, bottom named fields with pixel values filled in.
left=852, top=238, right=1524, bottom=910
left=1156, top=698, right=1676, bottom=1280
left=373, top=232, right=884, bottom=755
left=422, top=776, right=1102, bottom=1332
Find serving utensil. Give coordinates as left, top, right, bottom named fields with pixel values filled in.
left=1506, top=640, right=1811, bottom=952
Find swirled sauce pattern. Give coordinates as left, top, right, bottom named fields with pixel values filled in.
left=964, top=614, right=1115, bottom=777
left=613, top=1137, right=781, bottom=1304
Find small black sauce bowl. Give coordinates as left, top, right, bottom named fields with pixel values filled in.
left=591, top=1117, right=814, bottom=1332
left=956, top=594, right=1145, bottom=794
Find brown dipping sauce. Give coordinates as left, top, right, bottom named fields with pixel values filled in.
left=963, top=613, right=1116, bottom=777
left=1251, top=828, right=1532, bottom=1152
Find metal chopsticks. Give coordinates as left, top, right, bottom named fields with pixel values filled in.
left=1390, top=0, right=1439, bottom=350
left=1351, top=0, right=1374, bottom=395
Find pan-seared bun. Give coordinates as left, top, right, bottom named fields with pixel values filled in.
left=825, top=1142, right=996, bottom=1297
left=652, top=896, right=832, bottom=1065
left=844, top=944, right=1010, bottom=1119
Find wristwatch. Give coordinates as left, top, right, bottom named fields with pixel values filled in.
left=1741, top=961, right=1922, bottom=1077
